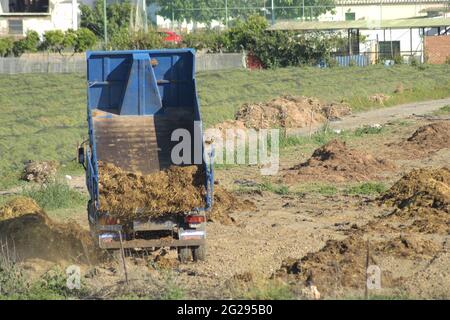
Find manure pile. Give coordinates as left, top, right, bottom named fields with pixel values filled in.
left=214, top=96, right=351, bottom=131
left=377, top=167, right=449, bottom=234
left=284, top=139, right=395, bottom=182
left=98, top=162, right=206, bottom=220
left=388, top=122, right=450, bottom=158
left=275, top=233, right=440, bottom=296
left=0, top=198, right=101, bottom=264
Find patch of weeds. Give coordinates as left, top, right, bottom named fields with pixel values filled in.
left=344, top=182, right=387, bottom=196
left=160, top=277, right=185, bottom=300
left=26, top=267, right=88, bottom=300
left=316, top=185, right=339, bottom=195
left=0, top=251, right=29, bottom=299
left=432, top=104, right=450, bottom=116
left=240, top=280, right=294, bottom=300
left=354, top=125, right=384, bottom=136
left=21, top=180, right=86, bottom=211
left=258, top=181, right=290, bottom=195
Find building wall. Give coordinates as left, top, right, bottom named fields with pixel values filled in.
left=424, top=35, right=450, bottom=63
left=0, top=0, right=80, bottom=36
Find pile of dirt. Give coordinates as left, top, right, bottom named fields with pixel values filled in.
left=0, top=197, right=42, bottom=220
left=275, top=233, right=440, bottom=296
left=392, top=122, right=450, bottom=158
left=378, top=167, right=449, bottom=234
left=21, top=160, right=58, bottom=183
left=275, top=235, right=392, bottom=295
left=208, top=186, right=256, bottom=225
left=98, top=162, right=206, bottom=221
left=214, top=96, right=351, bottom=130
left=0, top=200, right=101, bottom=263
left=284, top=139, right=395, bottom=182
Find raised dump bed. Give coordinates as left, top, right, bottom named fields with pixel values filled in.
left=78, top=49, right=213, bottom=262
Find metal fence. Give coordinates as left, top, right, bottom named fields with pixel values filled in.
left=0, top=52, right=246, bottom=74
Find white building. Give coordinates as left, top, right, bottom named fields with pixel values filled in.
left=0, top=0, right=80, bottom=36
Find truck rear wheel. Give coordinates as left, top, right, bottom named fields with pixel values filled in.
left=177, top=247, right=192, bottom=263
left=192, top=245, right=206, bottom=262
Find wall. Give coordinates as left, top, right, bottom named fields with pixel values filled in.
left=0, top=0, right=78, bottom=36
left=424, top=35, right=450, bottom=63
left=0, top=52, right=246, bottom=74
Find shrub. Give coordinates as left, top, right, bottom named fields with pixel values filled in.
left=12, top=30, right=40, bottom=56
left=74, top=28, right=97, bottom=52
left=0, top=37, right=14, bottom=57
left=42, top=30, right=66, bottom=53
left=410, top=55, right=419, bottom=66
left=445, top=55, right=450, bottom=65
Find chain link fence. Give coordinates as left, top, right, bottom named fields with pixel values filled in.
left=0, top=52, right=246, bottom=74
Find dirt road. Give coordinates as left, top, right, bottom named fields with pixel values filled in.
left=287, top=97, right=450, bottom=136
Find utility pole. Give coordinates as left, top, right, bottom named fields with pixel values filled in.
left=103, top=0, right=108, bottom=49
left=302, top=0, right=305, bottom=21
left=271, top=0, right=275, bottom=25
left=225, top=0, right=228, bottom=29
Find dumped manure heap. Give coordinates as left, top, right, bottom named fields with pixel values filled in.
left=98, top=161, right=254, bottom=224
left=389, top=122, right=450, bottom=158
left=378, top=167, right=449, bottom=234
left=214, top=96, right=351, bottom=130
left=209, top=186, right=256, bottom=225
left=98, top=161, right=206, bottom=221
left=0, top=197, right=101, bottom=263
left=0, top=196, right=42, bottom=220
left=284, top=140, right=395, bottom=183
left=275, top=234, right=439, bottom=296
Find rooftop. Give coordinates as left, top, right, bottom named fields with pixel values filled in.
left=268, top=17, right=450, bottom=31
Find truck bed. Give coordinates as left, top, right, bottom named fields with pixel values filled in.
left=93, top=109, right=194, bottom=174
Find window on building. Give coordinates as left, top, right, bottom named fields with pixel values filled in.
left=8, top=19, right=23, bottom=35
left=379, top=41, right=401, bottom=59
left=8, top=0, right=49, bottom=13
left=345, top=12, right=355, bottom=21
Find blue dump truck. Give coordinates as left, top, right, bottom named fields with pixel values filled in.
left=77, top=49, right=213, bottom=262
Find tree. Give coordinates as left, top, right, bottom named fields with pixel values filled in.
left=80, top=0, right=132, bottom=38
left=156, top=0, right=335, bottom=25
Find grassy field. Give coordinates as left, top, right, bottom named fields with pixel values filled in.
left=0, top=64, right=449, bottom=188
left=198, top=64, right=450, bottom=125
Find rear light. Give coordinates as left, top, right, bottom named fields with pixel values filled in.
left=185, top=215, right=205, bottom=224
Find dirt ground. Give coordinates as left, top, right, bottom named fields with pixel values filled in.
left=2, top=101, right=449, bottom=300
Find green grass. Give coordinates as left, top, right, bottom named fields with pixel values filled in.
left=198, top=64, right=450, bottom=126
left=344, top=182, right=387, bottom=196
left=21, top=180, right=87, bottom=211
left=432, top=104, right=450, bottom=116
left=0, top=64, right=449, bottom=188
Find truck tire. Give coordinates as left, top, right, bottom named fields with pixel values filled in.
left=192, top=245, right=206, bottom=262
left=178, top=247, right=192, bottom=263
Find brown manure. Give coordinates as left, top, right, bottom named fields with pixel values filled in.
left=388, top=122, right=450, bottom=158
left=274, top=235, right=401, bottom=296
left=214, top=96, right=351, bottom=130
left=0, top=200, right=101, bottom=264
left=378, top=167, right=449, bottom=234
left=284, top=139, right=395, bottom=183
left=0, top=197, right=42, bottom=220
left=98, top=161, right=206, bottom=221
left=208, top=186, right=256, bottom=225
